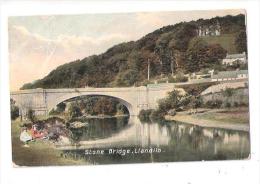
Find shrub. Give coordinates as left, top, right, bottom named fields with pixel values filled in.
left=205, top=100, right=213, bottom=108
left=224, top=102, right=231, bottom=108
left=214, top=100, right=223, bottom=108
left=239, top=101, right=249, bottom=107
left=150, top=109, right=164, bottom=121
left=10, top=99, right=20, bottom=120
left=27, top=109, right=36, bottom=122
left=204, top=100, right=222, bottom=109
left=175, top=72, right=188, bottom=82
left=233, top=102, right=239, bottom=107
left=49, top=109, right=59, bottom=115
left=11, top=105, right=19, bottom=120
left=69, top=103, right=82, bottom=118
left=138, top=109, right=153, bottom=122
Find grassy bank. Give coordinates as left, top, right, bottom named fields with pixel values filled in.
left=165, top=107, right=249, bottom=132
left=12, top=118, right=87, bottom=166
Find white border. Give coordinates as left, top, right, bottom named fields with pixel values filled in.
left=1, top=1, right=260, bottom=184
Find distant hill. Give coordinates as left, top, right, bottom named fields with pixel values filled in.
left=21, top=14, right=247, bottom=90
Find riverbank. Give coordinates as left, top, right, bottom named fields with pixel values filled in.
left=79, top=114, right=129, bottom=119
left=165, top=107, right=249, bottom=132
left=12, top=119, right=87, bottom=166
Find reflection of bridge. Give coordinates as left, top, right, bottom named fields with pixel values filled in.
left=10, top=84, right=177, bottom=116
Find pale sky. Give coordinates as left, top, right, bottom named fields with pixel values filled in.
left=9, top=9, right=245, bottom=90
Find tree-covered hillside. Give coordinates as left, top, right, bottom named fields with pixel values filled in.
left=21, top=14, right=247, bottom=89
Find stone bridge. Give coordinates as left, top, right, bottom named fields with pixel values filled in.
left=10, top=83, right=178, bottom=117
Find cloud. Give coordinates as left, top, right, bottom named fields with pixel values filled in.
left=9, top=25, right=131, bottom=90
left=136, top=12, right=168, bottom=27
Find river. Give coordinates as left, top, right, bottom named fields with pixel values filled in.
left=59, top=116, right=250, bottom=164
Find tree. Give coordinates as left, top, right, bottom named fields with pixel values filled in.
left=115, top=69, right=139, bottom=86
left=186, top=39, right=227, bottom=72
left=93, top=97, right=117, bottom=115
left=223, top=88, right=234, bottom=97
left=116, top=103, right=128, bottom=115
left=235, top=30, right=247, bottom=54
left=188, top=96, right=202, bottom=113
left=223, top=88, right=235, bottom=106
left=69, top=103, right=82, bottom=118
left=10, top=99, right=19, bottom=120
left=27, top=109, right=36, bottom=122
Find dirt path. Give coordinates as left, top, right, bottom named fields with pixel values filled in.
left=165, top=113, right=249, bottom=132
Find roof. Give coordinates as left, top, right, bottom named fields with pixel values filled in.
left=225, top=53, right=246, bottom=59
left=212, top=70, right=248, bottom=79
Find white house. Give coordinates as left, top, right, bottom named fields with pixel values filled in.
left=222, top=52, right=247, bottom=66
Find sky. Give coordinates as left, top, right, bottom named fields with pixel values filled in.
left=9, top=9, right=245, bottom=90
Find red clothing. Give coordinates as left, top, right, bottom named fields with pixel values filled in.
left=31, top=129, right=44, bottom=139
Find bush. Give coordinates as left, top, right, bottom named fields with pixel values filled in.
left=116, top=103, right=128, bottom=115
left=175, top=72, right=188, bottom=82
left=239, top=101, right=249, bottom=107
left=205, top=100, right=213, bottom=108
left=27, top=109, right=36, bottom=122
left=69, top=103, right=82, bottom=118
left=224, top=102, right=231, bottom=108
left=150, top=109, right=164, bottom=121
left=233, top=102, right=239, bottom=107
left=49, top=109, right=59, bottom=115
left=10, top=99, right=20, bottom=120
left=138, top=109, right=153, bottom=122
left=11, top=105, right=19, bottom=120
left=214, top=100, right=223, bottom=108
left=204, top=100, right=223, bottom=109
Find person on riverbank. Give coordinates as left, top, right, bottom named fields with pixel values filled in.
left=20, top=128, right=32, bottom=147
left=31, top=124, right=47, bottom=139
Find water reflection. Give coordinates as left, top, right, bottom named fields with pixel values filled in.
left=61, top=116, right=250, bottom=164
left=69, top=116, right=129, bottom=142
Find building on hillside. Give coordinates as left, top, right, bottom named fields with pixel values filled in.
left=197, top=21, right=221, bottom=37
left=222, top=52, right=247, bottom=66
left=211, top=70, right=248, bottom=82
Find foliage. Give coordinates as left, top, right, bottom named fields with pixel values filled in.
left=224, top=102, right=231, bottom=108
left=175, top=72, right=188, bottom=82
left=188, top=96, right=203, bottom=109
left=115, top=69, right=139, bottom=86
left=185, top=39, right=227, bottom=72
left=235, top=30, right=247, bottom=54
left=53, top=96, right=129, bottom=117
left=154, top=90, right=188, bottom=118
left=20, top=14, right=246, bottom=90
left=10, top=99, right=19, bottom=120
left=93, top=97, right=117, bottom=115
left=27, top=109, right=36, bottom=122
left=204, top=100, right=223, bottom=109
left=181, top=82, right=215, bottom=96
left=116, top=103, right=128, bottom=115
left=138, top=109, right=153, bottom=122
left=223, top=88, right=235, bottom=97
left=68, top=103, right=82, bottom=118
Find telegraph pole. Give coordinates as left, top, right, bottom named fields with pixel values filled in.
left=147, top=58, right=150, bottom=81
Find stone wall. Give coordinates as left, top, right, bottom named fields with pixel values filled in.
left=201, top=88, right=249, bottom=105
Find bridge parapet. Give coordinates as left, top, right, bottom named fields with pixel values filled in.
left=10, top=85, right=176, bottom=117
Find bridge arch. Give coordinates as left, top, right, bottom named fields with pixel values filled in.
left=47, top=93, right=134, bottom=116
